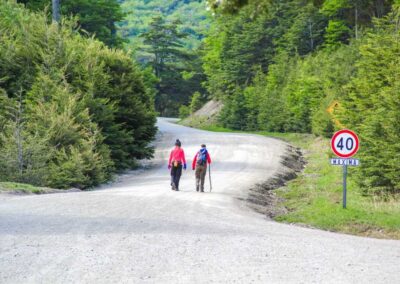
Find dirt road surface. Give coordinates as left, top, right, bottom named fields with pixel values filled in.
left=1, top=118, right=399, bottom=283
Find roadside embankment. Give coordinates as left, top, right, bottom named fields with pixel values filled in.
left=246, top=144, right=305, bottom=218
left=273, top=135, right=400, bottom=240
left=0, top=182, right=79, bottom=195
left=180, top=100, right=223, bottom=128
left=182, top=114, right=400, bottom=239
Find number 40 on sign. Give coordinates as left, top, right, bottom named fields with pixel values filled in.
left=331, top=129, right=359, bottom=158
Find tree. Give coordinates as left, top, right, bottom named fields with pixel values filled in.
left=0, top=1, right=157, bottom=187
left=207, top=0, right=264, bottom=14
left=17, top=0, right=125, bottom=47
left=119, top=0, right=211, bottom=53
left=141, top=16, right=205, bottom=116
left=141, top=17, right=187, bottom=78
left=190, top=91, right=203, bottom=114
left=341, top=7, right=400, bottom=195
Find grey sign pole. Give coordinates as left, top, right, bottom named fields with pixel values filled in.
left=331, top=129, right=360, bottom=209
left=330, top=158, right=360, bottom=209
left=343, top=163, right=348, bottom=209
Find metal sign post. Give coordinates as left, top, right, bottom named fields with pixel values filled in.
left=343, top=164, right=347, bottom=209
left=330, top=158, right=359, bottom=208
left=330, top=130, right=360, bottom=209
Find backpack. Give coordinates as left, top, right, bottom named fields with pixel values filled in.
left=196, top=149, right=207, bottom=166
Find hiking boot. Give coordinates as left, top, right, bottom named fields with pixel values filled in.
left=171, top=182, right=177, bottom=191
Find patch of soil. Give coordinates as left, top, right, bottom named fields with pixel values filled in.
left=246, top=145, right=306, bottom=218
left=341, top=224, right=400, bottom=240
left=181, top=100, right=223, bottom=127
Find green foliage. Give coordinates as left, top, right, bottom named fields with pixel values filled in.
left=202, top=0, right=398, bottom=196
left=341, top=8, right=400, bottom=195
left=0, top=182, right=49, bottom=194
left=219, top=88, right=248, bottom=130
left=324, top=19, right=351, bottom=46
left=18, top=0, right=125, bottom=47
left=320, top=0, right=351, bottom=17
left=196, top=124, right=400, bottom=238
left=275, top=135, right=400, bottom=239
left=214, top=44, right=358, bottom=134
left=140, top=16, right=205, bottom=116
left=120, top=0, right=211, bottom=52
left=117, top=1, right=210, bottom=116
left=207, top=0, right=260, bottom=14
left=0, top=1, right=156, bottom=188
left=203, top=0, right=328, bottom=100
left=179, top=105, right=190, bottom=119
left=190, top=92, right=203, bottom=114
left=256, top=54, right=292, bottom=132
left=0, top=122, right=51, bottom=185
left=202, top=24, right=226, bottom=98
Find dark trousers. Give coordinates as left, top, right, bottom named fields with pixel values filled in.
left=171, top=165, right=182, bottom=190
left=195, top=164, right=207, bottom=192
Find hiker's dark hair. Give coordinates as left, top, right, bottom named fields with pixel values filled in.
left=201, top=144, right=206, bottom=148
left=175, top=139, right=181, bottom=147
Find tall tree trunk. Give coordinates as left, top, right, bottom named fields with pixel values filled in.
left=308, top=20, right=314, bottom=50
left=377, top=0, right=385, bottom=18
left=15, top=92, right=24, bottom=177
left=52, top=0, right=61, bottom=23
left=355, top=4, right=359, bottom=40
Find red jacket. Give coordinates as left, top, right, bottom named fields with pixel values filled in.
left=192, top=150, right=211, bottom=169
left=168, top=146, right=186, bottom=166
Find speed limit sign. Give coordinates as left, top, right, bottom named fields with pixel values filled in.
left=330, top=129, right=360, bottom=209
left=331, top=129, right=359, bottom=158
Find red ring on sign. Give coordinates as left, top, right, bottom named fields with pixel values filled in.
left=331, top=129, right=359, bottom=158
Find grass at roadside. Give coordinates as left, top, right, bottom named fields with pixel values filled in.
left=0, top=182, right=51, bottom=194
left=195, top=123, right=400, bottom=239
left=274, top=137, right=400, bottom=240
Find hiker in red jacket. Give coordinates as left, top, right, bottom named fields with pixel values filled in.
left=192, top=144, right=212, bottom=192
left=168, top=139, right=187, bottom=191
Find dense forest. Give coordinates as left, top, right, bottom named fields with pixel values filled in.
left=16, top=0, right=125, bottom=47
left=0, top=1, right=156, bottom=189
left=1, top=0, right=399, bottom=196
left=119, top=0, right=211, bottom=116
left=119, top=0, right=211, bottom=52
left=203, top=0, right=399, bottom=195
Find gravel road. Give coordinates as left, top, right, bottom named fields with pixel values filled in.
left=0, top=118, right=399, bottom=283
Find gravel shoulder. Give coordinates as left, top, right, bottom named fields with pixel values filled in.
left=0, top=118, right=399, bottom=283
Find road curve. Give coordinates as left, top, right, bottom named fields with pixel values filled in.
left=0, top=118, right=399, bottom=283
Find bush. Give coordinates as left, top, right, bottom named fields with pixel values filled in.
left=190, top=92, right=203, bottom=114
left=0, top=1, right=156, bottom=188
left=341, top=9, right=400, bottom=195
left=179, top=105, right=190, bottom=119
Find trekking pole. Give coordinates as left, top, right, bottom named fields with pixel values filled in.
left=209, top=164, right=212, bottom=192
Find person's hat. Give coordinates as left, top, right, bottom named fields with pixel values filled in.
left=175, top=139, right=181, bottom=147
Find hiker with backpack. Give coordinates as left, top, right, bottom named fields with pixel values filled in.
left=192, top=144, right=212, bottom=192
left=168, top=139, right=187, bottom=191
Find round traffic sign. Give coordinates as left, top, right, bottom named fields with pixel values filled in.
left=331, top=129, right=359, bottom=158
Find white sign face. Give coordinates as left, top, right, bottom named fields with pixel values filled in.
left=331, top=130, right=359, bottom=158
left=330, top=158, right=360, bottom=166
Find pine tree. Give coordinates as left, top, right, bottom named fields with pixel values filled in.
left=0, top=1, right=157, bottom=187
left=341, top=7, right=400, bottom=194
left=18, top=0, right=125, bottom=47
left=141, top=16, right=203, bottom=116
